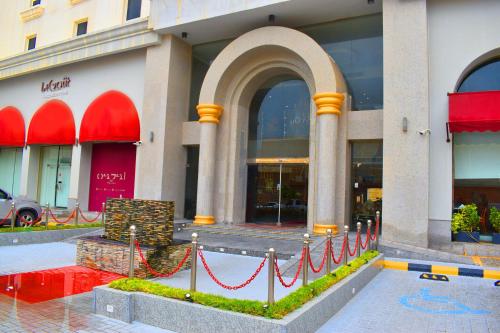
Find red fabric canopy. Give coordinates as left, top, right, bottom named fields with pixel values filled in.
left=448, top=90, right=500, bottom=132
left=27, top=100, right=76, bottom=145
left=79, top=90, right=140, bottom=143
left=0, top=106, right=25, bottom=147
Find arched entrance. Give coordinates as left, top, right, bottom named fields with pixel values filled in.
left=246, top=76, right=310, bottom=226
left=193, top=26, right=347, bottom=234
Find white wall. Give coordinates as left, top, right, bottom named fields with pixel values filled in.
left=0, top=50, right=146, bottom=207
left=428, top=0, right=500, bottom=231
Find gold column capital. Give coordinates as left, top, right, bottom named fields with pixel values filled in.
left=313, top=92, right=344, bottom=116
left=194, top=215, right=215, bottom=225
left=313, top=224, right=339, bottom=235
left=197, top=104, right=223, bottom=124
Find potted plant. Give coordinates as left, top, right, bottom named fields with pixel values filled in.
left=490, top=207, right=500, bottom=244
left=451, top=204, right=480, bottom=243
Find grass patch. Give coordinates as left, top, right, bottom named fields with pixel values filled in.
left=0, top=223, right=103, bottom=233
left=110, top=250, right=379, bottom=319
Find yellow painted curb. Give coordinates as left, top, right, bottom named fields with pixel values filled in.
left=484, top=270, right=500, bottom=280
left=383, top=260, right=408, bottom=271
left=431, top=265, right=458, bottom=276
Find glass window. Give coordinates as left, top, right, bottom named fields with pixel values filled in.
left=247, top=76, right=310, bottom=159
left=350, top=141, right=383, bottom=229
left=458, top=59, right=500, bottom=92
left=126, top=0, right=142, bottom=21
left=188, top=39, right=232, bottom=121
left=32, top=0, right=41, bottom=6
left=301, top=14, right=383, bottom=111
left=184, top=146, right=199, bottom=219
left=0, top=148, right=22, bottom=197
left=76, top=20, right=88, bottom=36
left=0, top=190, right=7, bottom=200
left=27, top=35, right=36, bottom=50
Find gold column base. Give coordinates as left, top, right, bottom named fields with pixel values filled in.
left=313, top=224, right=339, bottom=235
left=194, top=215, right=215, bottom=225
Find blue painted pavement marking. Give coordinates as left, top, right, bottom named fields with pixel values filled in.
left=400, top=287, right=490, bottom=315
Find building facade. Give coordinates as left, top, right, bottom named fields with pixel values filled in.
left=0, top=0, right=499, bottom=248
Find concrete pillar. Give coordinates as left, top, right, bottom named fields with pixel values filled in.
left=194, top=104, right=223, bottom=225
left=19, top=146, right=39, bottom=200
left=312, top=93, right=344, bottom=235
left=134, top=35, right=191, bottom=218
left=67, top=144, right=92, bottom=210
left=383, top=0, right=430, bottom=247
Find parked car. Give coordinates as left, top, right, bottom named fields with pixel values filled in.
left=0, top=188, right=42, bottom=227
left=286, top=199, right=307, bottom=211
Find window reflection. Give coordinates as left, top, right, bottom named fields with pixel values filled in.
left=248, top=76, right=310, bottom=158
left=458, top=59, right=500, bottom=92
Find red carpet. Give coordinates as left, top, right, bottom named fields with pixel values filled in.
left=0, top=266, right=124, bottom=303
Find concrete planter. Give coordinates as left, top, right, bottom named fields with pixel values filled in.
left=492, top=233, right=500, bottom=244
left=94, top=254, right=384, bottom=333
left=0, top=227, right=102, bottom=246
left=453, top=231, right=480, bottom=243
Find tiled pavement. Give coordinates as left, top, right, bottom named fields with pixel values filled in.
left=317, top=269, right=500, bottom=333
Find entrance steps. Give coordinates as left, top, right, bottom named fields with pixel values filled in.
left=183, top=223, right=310, bottom=241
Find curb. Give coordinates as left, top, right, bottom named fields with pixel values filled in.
left=383, top=260, right=500, bottom=279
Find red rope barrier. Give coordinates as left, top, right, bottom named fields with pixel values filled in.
left=360, top=227, right=370, bottom=249
left=370, top=219, right=379, bottom=241
left=275, top=248, right=305, bottom=288
left=78, top=208, right=102, bottom=223
left=347, top=232, right=359, bottom=257
left=0, top=209, right=13, bottom=221
left=330, top=236, right=347, bottom=264
left=308, top=242, right=328, bottom=273
left=15, top=211, right=44, bottom=225
left=48, top=209, right=75, bottom=224
left=135, top=240, right=191, bottom=278
left=198, top=249, right=267, bottom=290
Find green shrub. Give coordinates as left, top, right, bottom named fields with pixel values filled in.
left=0, top=223, right=103, bottom=233
left=451, top=204, right=480, bottom=233
left=110, top=250, right=379, bottom=319
left=490, top=207, right=500, bottom=233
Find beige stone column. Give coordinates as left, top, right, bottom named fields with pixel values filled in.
left=312, top=93, right=344, bottom=235
left=194, top=104, right=223, bottom=225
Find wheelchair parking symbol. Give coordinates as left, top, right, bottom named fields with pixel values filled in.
left=400, top=288, right=490, bottom=315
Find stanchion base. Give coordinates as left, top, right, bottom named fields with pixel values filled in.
left=194, top=215, right=215, bottom=225
left=313, top=224, right=338, bottom=235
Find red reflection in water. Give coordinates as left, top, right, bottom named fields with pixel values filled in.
left=0, top=266, right=123, bottom=303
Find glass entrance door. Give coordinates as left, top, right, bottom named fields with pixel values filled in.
left=38, top=146, right=72, bottom=208
left=246, top=161, right=308, bottom=226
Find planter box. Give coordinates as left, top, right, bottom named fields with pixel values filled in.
left=453, top=231, right=480, bottom=243
left=493, top=233, right=500, bottom=244
left=94, top=254, right=384, bottom=333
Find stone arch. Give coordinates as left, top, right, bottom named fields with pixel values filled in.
left=194, top=26, right=348, bottom=232
left=199, top=26, right=347, bottom=106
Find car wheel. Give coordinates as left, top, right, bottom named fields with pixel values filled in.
left=16, top=210, right=37, bottom=227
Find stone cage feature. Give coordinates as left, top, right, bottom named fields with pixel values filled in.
left=76, top=198, right=190, bottom=278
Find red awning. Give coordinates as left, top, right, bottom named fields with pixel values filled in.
left=27, top=100, right=76, bottom=145
left=79, top=90, right=140, bottom=143
left=0, top=106, right=25, bottom=147
left=448, top=90, right=500, bottom=132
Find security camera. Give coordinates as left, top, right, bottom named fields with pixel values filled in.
left=133, top=141, right=143, bottom=146
left=418, top=129, right=431, bottom=135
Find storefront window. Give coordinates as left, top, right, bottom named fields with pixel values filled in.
left=188, top=39, right=232, bottom=121
left=0, top=148, right=23, bottom=196
left=350, top=141, right=383, bottom=230
left=301, top=14, right=383, bottom=111
left=453, top=132, right=500, bottom=233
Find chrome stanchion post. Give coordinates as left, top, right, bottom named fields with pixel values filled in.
left=302, top=233, right=310, bottom=286
left=190, top=233, right=198, bottom=292
left=74, top=201, right=79, bottom=226
left=367, top=220, right=372, bottom=251
left=45, top=203, right=49, bottom=230
left=267, top=248, right=275, bottom=304
left=10, top=202, right=15, bottom=230
left=128, top=225, right=136, bottom=278
left=356, top=222, right=362, bottom=257
left=101, top=202, right=106, bottom=226
left=343, top=225, right=349, bottom=265
left=375, top=211, right=380, bottom=250
left=326, top=229, right=332, bottom=275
